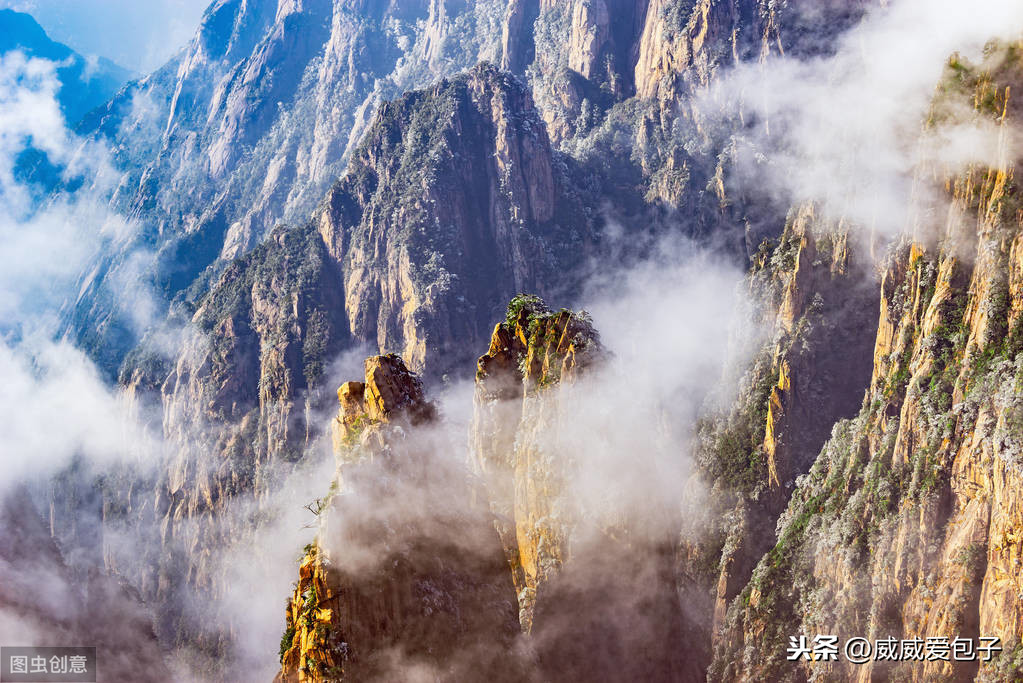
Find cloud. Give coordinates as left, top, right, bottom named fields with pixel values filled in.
left=286, top=230, right=756, bottom=679
left=570, top=238, right=754, bottom=519
left=213, top=447, right=336, bottom=680
left=0, top=53, right=187, bottom=680
left=0, top=52, right=163, bottom=488
left=5, top=1, right=1020, bottom=679
left=0, top=50, right=347, bottom=682
left=0, top=51, right=65, bottom=153
left=700, top=0, right=1023, bottom=235
left=0, top=52, right=140, bottom=334
left=0, top=337, right=165, bottom=489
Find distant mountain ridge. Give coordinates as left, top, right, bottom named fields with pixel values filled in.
left=68, top=0, right=871, bottom=381
left=0, top=8, right=132, bottom=126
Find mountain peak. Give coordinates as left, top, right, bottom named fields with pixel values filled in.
left=0, top=8, right=132, bottom=124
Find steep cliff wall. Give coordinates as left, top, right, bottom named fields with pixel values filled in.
left=679, top=202, right=881, bottom=676
left=68, top=0, right=510, bottom=374
left=314, top=63, right=596, bottom=377
left=710, top=44, right=1023, bottom=683
left=470, top=295, right=603, bottom=629
left=67, top=0, right=879, bottom=377
left=0, top=486, right=171, bottom=682
left=93, top=62, right=595, bottom=663
left=522, top=0, right=873, bottom=212
left=102, top=221, right=349, bottom=654
left=469, top=296, right=695, bottom=681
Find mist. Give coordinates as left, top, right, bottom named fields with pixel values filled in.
left=0, top=50, right=156, bottom=487
left=701, top=0, right=1023, bottom=236
left=290, top=229, right=754, bottom=680
left=2, top=0, right=1021, bottom=680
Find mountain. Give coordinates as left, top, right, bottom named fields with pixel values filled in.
left=0, top=485, right=170, bottom=682
left=271, top=19, right=1023, bottom=683
left=104, top=61, right=595, bottom=662
left=67, top=0, right=870, bottom=379
left=312, top=63, right=595, bottom=377
left=49, top=0, right=886, bottom=675
left=0, top=9, right=131, bottom=125
left=282, top=42, right=1023, bottom=675
left=277, top=354, right=522, bottom=681
left=20, top=2, right=1023, bottom=682
left=709, top=45, right=1023, bottom=681
left=69, top=0, right=517, bottom=375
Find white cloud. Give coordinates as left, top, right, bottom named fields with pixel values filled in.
left=0, top=53, right=142, bottom=332
left=701, top=0, right=1023, bottom=234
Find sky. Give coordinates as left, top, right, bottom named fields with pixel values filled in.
left=1, top=0, right=211, bottom=73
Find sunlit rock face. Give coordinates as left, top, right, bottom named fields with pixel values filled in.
left=468, top=297, right=700, bottom=681
left=67, top=0, right=513, bottom=375
left=102, top=60, right=592, bottom=663
left=470, top=297, right=603, bottom=630
left=708, top=43, right=1023, bottom=682
left=68, top=0, right=873, bottom=378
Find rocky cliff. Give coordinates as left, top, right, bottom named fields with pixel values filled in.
left=470, top=295, right=695, bottom=681
left=0, top=486, right=171, bottom=682
left=32, top=3, right=1023, bottom=681
left=67, top=0, right=511, bottom=375
left=707, top=43, right=1023, bottom=682
left=66, top=0, right=875, bottom=377
left=313, top=63, right=595, bottom=378
left=470, top=295, right=603, bottom=630
left=693, top=203, right=881, bottom=646
left=277, top=354, right=520, bottom=681
left=282, top=295, right=700, bottom=681
left=94, top=60, right=595, bottom=666
left=516, top=0, right=873, bottom=239
left=276, top=301, right=596, bottom=680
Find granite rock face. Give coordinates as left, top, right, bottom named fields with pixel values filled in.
left=68, top=0, right=874, bottom=377
left=707, top=44, right=1023, bottom=682
left=68, top=0, right=511, bottom=374
left=468, top=297, right=698, bottom=681
left=99, top=62, right=591, bottom=661
left=314, top=63, right=595, bottom=378
left=470, top=298, right=602, bottom=629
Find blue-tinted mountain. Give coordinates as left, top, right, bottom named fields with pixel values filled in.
left=0, top=9, right=132, bottom=125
